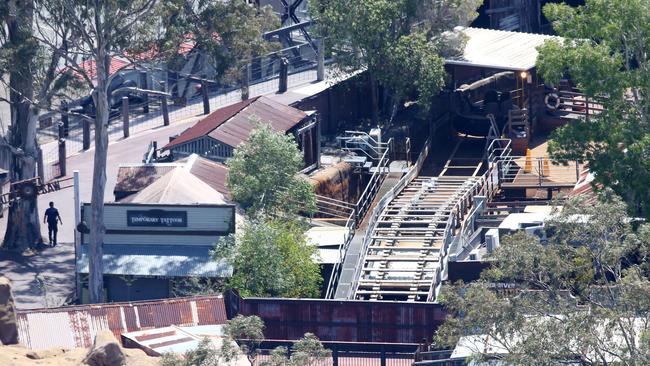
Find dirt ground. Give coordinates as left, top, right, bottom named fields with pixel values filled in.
left=0, top=344, right=159, bottom=366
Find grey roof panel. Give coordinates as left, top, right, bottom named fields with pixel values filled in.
left=76, top=244, right=232, bottom=277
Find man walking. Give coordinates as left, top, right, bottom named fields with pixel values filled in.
left=43, top=202, right=62, bottom=246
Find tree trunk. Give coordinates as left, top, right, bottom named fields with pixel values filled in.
left=88, top=86, right=109, bottom=303
left=3, top=0, right=42, bottom=251
left=88, top=31, right=110, bottom=302
left=369, top=72, right=380, bottom=125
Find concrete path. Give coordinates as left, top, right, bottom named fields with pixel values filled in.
left=0, top=68, right=327, bottom=308
left=0, top=242, right=75, bottom=309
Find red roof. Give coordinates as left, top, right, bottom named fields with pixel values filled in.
left=76, top=57, right=132, bottom=82
left=164, top=96, right=308, bottom=150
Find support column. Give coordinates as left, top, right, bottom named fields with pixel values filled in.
left=317, top=38, right=325, bottom=82
left=122, top=97, right=130, bottom=138
left=36, top=147, right=44, bottom=182
left=241, top=64, right=251, bottom=100
left=61, top=102, right=69, bottom=137
left=201, top=81, right=210, bottom=115
left=161, top=81, right=170, bottom=126
left=82, top=119, right=90, bottom=150
left=58, top=139, right=66, bottom=177
left=278, top=57, right=288, bottom=93
left=140, top=71, right=149, bottom=113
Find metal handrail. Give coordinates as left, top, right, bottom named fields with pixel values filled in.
left=324, top=138, right=393, bottom=299
left=346, top=137, right=432, bottom=300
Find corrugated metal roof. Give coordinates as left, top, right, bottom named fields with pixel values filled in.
left=131, top=167, right=227, bottom=204
left=16, top=295, right=228, bottom=350
left=114, top=156, right=231, bottom=200
left=446, top=27, right=562, bottom=70
left=122, top=325, right=225, bottom=356
left=76, top=245, right=232, bottom=277
left=164, top=96, right=308, bottom=150
left=189, top=157, right=230, bottom=200
left=163, top=98, right=259, bottom=150
left=208, top=96, right=308, bottom=147
left=114, top=165, right=176, bottom=195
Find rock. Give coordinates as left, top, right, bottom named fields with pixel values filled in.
left=0, top=277, right=18, bottom=345
left=82, top=330, right=126, bottom=366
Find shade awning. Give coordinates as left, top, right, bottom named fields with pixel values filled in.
left=76, top=244, right=232, bottom=277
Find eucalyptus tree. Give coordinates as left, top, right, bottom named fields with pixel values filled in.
left=310, top=0, right=481, bottom=123
left=536, top=0, right=650, bottom=216
left=436, top=193, right=650, bottom=365
left=0, top=0, right=79, bottom=250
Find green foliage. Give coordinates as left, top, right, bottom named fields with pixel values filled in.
left=260, top=333, right=331, bottom=366
left=220, top=315, right=265, bottom=366
left=436, top=193, right=650, bottom=365
left=159, top=338, right=219, bottom=366
left=311, top=0, right=480, bottom=116
left=535, top=0, right=650, bottom=216
left=214, top=219, right=322, bottom=298
left=157, top=0, right=279, bottom=83
left=227, top=122, right=316, bottom=217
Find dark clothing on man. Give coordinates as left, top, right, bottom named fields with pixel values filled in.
left=44, top=207, right=60, bottom=245
left=47, top=223, right=58, bottom=246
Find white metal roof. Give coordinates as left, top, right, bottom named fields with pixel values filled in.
left=446, top=27, right=562, bottom=71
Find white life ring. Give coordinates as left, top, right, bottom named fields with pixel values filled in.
left=545, top=93, right=560, bottom=112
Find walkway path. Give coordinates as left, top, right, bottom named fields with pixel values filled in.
left=0, top=68, right=330, bottom=308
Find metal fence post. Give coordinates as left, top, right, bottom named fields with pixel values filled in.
left=161, top=81, right=170, bottom=126
left=82, top=119, right=90, bottom=150
left=278, top=57, right=288, bottom=93
left=201, top=80, right=210, bottom=115
left=241, top=64, right=250, bottom=100
left=140, top=71, right=149, bottom=113
left=36, top=147, right=44, bottom=182
left=61, top=102, right=69, bottom=137
left=122, top=97, right=130, bottom=138
left=317, top=38, right=325, bottom=82
left=58, top=139, right=66, bottom=177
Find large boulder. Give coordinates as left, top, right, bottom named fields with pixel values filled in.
left=0, top=276, right=18, bottom=345
left=82, top=330, right=126, bottom=366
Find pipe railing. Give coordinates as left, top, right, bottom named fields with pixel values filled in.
left=346, top=137, right=432, bottom=300
left=324, top=138, right=393, bottom=299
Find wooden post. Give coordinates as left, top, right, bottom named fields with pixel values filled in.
left=241, top=64, right=250, bottom=100
left=122, top=97, right=130, bottom=138
left=58, top=121, right=64, bottom=140
left=140, top=71, right=149, bottom=113
left=36, top=147, right=44, bottom=182
left=278, top=57, right=288, bottom=93
left=58, top=139, right=66, bottom=177
left=61, top=101, right=69, bottom=137
left=201, top=80, right=210, bottom=115
left=161, top=81, right=170, bottom=126
left=82, top=119, right=90, bottom=150
left=317, top=38, right=325, bottom=82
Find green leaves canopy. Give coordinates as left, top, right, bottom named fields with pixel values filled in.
left=227, top=121, right=316, bottom=217
left=310, top=0, right=479, bottom=113
left=436, top=193, right=650, bottom=365
left=536, top=0, right=650, bottom=216
left=215, top=219, right=322, bottom=298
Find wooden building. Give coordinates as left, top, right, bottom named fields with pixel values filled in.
left=76, top=172, right=236, bottom=302
left=163, top=96, right=320, bottom=170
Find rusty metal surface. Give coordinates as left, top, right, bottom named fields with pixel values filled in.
left=16, top=295, right=227, bottom=350
left=239, top=298, right=446, bottom=344
left=165, top=95, right=307, bottom=151
left=209, top=96, right=307, bottom=147
left=189, top=157, right=230, bottom=199
left=164, top=97, right=258, bottom=150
